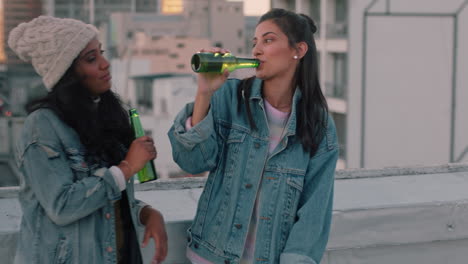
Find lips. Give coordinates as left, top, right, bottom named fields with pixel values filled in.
left=257, top=61, right=265, bottom=69
left=100, top=73, right=111, bottom=82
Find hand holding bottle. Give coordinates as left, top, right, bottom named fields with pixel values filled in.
left=196, top=48, right=232, bottom=96
left=191, top=48, right=231, bottom=126
left=119, top=136, right=157, bottom=181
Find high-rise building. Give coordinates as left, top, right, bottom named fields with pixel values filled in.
left=49, top=0, right=158, bottom=26
left=273, top=0, right=468, bottom=170
left=1, top=0, right=43, bottom=116
left=109, top=0, right=245, bottom=57
left=4, top=0, right=43, bottom=66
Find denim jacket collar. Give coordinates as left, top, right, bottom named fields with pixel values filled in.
left=249, top=78, right=302, bottom=137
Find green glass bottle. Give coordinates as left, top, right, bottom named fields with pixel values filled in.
left=191, top=52, right=259, bottom=73
left=129, top=108, right=158, bottom=183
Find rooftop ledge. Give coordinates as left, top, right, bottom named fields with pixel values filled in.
left=2, top=163, right=468, bottom=264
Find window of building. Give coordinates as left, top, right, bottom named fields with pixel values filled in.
left=176, top=43, right=185, bottom=48
left=214, top=42, right=223, bottom=48
left=176, top=64, right=185, bottom=69
left=331, top=112, right=346, bottom=160
left=335, top=0, right=348, bottom=23
left=309, top=0, right=321, bottom=23
left=135, top=78, right=153, bottom=113
left=328, top=53, right=347, bottom=99
left=169, top=53, right=179, bottom=59
left=238, top=29, right=243, bottom=38
left=160, top=98, right=168, bottom=115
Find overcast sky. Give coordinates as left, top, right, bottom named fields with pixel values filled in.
left=239, top=0, right=271, bottom=16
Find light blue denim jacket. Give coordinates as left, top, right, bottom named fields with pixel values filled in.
left=169, top=78, right=338, bottom=264
left=14, top=109, right=147, bottom=264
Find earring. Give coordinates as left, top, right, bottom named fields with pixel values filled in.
left=293, top=55, right=298, bottom=60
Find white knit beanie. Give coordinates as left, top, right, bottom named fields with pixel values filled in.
left=8, top=16, right=99, bottom=90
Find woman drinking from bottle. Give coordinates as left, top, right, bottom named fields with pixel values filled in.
left=9, top=16, right=167, bottom=264
left=169, top=8, right=338, bottom=264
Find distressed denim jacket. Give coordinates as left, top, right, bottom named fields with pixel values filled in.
left=169, top=78, right=339, bottom=264
left=14, top=109, right=147, bottom=264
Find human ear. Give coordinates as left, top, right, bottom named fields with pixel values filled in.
left=295, top=41, right=308, bottom=59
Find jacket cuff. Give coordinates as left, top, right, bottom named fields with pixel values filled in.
left=109, top=166, right=127, bottom=191
left=280, top=253, right=317, bottom=264
left=172, top=102, right=214, bottom=150
left=136, top=202, right=150, bottom=227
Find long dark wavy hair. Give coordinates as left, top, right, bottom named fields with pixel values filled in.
left=237, top=8, right=328, bottom=156
left=26, top=65, right=133, bottom=166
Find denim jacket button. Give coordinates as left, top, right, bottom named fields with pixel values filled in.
left=105, top=213, right=111, bottom=219
left=106, top=246, right=113, bottom=252
left=194, top=243, right=199, bottom=249
left=235, top=224, right=242, bottom=229
left=224, top=260, right=230, bottom=264
left=254, top=143, right=260, bottom=149
left=245, top=183, right=252, bottom=189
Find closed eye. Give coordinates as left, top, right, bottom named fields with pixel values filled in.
left=86, top=56, right=97, bottom=63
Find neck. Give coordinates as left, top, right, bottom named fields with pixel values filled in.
left=263, top=78, right=295, bottom=112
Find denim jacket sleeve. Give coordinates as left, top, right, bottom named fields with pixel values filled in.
left=280, top=118, right=339, bottom=264
left=168, top=99, right=220, bottom=174
left=18, top=112, right=122, bottom=226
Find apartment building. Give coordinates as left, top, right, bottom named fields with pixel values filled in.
left=273, top=0, right=468, bottom=169
left=108, top=0, right=245, bottom=58
left=1, top=0, right=44, bottom=116
left=43, top=0, right=158, bottom=25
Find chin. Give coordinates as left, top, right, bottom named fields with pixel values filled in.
left=255, top=71, right=266, bottom=80
left=255, top=72, right=270, bottom=81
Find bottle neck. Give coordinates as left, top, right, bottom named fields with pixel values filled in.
left=234, top=57, right=259, bottom=70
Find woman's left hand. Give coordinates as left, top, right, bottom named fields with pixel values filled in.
left=140, top=206, right=168, bottom=264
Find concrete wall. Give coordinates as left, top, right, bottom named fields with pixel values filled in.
left=3, top=164, right=468, bottom=263
left=346, top=0, right=468, bottom=168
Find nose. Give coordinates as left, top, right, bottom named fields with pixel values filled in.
left=252, top=43, right=262, bottom=57
left=100, top=56, right=110, bottom=70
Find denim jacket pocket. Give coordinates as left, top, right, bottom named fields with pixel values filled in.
left=192, top=126, right=247, bottom=243
left=279, top=175, right=305, bottom=250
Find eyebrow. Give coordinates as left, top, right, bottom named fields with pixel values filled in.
left=78, top=44, right=102, bottom=59
left=252, top=31, right=278, bottom=41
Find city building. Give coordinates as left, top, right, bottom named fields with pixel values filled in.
left=1, top=0, right=43, bottom=116
left=107, top=0, right=245, bottom=58
left=272, top=0, right=468, bottom=169
left=43, top=0, right=158, bottom=26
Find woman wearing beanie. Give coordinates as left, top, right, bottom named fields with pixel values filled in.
left=8, top=16, right=167, bottom=264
